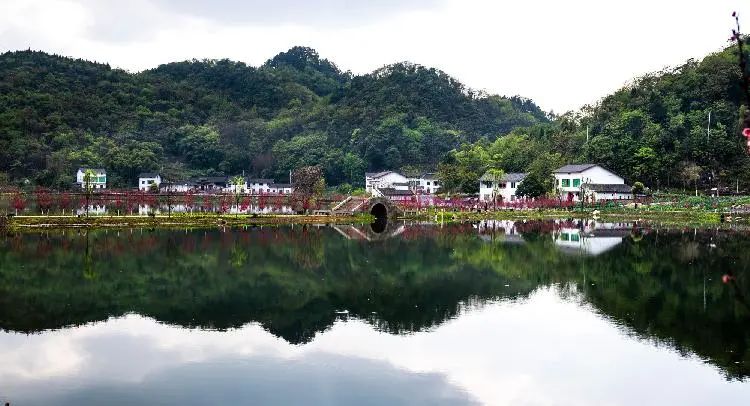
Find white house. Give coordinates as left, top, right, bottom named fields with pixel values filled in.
left=479, top=172, right=526, bottom=203
left=248, top=179, right=274, bottom=194
left=76, top=168, right=107, bottom=189
left=138, top=173, right=162, bottom=191
left=161, top=180, right=196, bottom=193
left=269, top=183, right=294, bottom=194
left=552, top=164, right=632, bottom=202
left=408, top=173, right=441, bottom=194
left=365, top=171, right=410, bottom=194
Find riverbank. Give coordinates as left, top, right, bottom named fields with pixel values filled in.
left=2, top=213, right=374, bottom=230
left=1, top=206, right=737, bottom=231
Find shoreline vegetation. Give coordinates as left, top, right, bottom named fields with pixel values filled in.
left=0, top=205, right=737, bottom=231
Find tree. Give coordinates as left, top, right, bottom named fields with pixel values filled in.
left=680, top=162, right=702, bottom=196
left=292, top=166, right=324, bottom=213
left=516, top=174, right=548, bottom=199
left=484, top=168, right=505, bottom=210
left=632, top=181, right=645, bottom=195
left=83, top=169, right=96, bottom=216
left=230, top=175, right=246, bottom=216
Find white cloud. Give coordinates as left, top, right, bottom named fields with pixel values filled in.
left=0, top=0, right=749, bottom=112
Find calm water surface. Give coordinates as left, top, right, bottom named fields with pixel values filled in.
left=0, top=220, right=748, bottom=405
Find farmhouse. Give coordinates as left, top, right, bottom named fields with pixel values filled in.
left=161, top=180, right=197, bottom=193
left=552, top=164, right=633, bottom=202
left=479, top=172, right=526, bottom=203
left=365, top=171, right=410, bottom=194
left=76, top=168, right=107, bottom=189
left=269, top=183, right=293, bottom=194
left=408, top=173, right=441, bottom=194
left=247, top=179, right=274, bottom=194
left=138, top=173, right=162, bottom=191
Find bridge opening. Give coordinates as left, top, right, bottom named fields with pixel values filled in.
left=370, top=203, right=388, bottom=220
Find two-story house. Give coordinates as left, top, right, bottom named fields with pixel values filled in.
left=553, top=164, right=632, bottom=202
left=408, top=173, right=441, bottom=194
left=76, top=168, right=107, bottom=189
left=479, top=172, right=526, bottom=203
left=365, top=171, right=410, bottom=195
left=138, top=173, right=162, bottom=191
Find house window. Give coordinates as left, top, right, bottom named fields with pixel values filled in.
left=426, top=181, right=430, bottom=186
left=561, top=233, right=570, bottom=241
left=573, top=179, right=581, bottom=187
left=499, top=183, right=507, bottom=189
left=511, top=182, right=516, bottom=188
left=98, top=176, right=106, bottom=183
left=571, top=234, right=580, bottom=242
left=561, top=179, right=570, bottom=187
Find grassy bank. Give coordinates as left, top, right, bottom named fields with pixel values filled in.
left=3, top=213, right=373, bottom=231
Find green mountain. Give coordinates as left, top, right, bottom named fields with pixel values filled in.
left=0, top=47, right=548, bottom=188
left=438, top=43, right=750, bottom=193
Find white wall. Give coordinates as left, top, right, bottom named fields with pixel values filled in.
left=139, top=176, right=161, bottom=191
left=479, top=179, right=522, bottom=202
left=592, top=191, right=633, bottom=201
left=554, top=166, right=624, bottom=201
left=76, top=169, right=107, bottom=189
left=366, top=172, right=409, bottom=194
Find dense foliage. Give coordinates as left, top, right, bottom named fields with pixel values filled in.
left=0, top=47, right=547, bottom=188
left=439, top=43, right=750, bottom=193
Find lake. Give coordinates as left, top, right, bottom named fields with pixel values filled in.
left=0, top=220, right=748, bottom=405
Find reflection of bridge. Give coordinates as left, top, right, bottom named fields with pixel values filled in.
left=332, top=223, right=406, bottom=241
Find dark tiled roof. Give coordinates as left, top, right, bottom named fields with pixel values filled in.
left=420, top=173, right=438, bottom=180
left=270, top=183, right=292, bottom=188
left=379, top=187, right=415, bottom=196
left=587, top=183, right=632, bottom=193
left=480, top=172, right=526, bottom=182
left=553, top=164, right=598, bottom=173
left=194, top=176, right=228, bottom=184
left=248, top=179, right=274, bottom=184
left=138, top=172, right=160, bottom=178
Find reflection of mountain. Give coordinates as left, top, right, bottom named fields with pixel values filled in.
left=0, top=224, right=748, bottom=379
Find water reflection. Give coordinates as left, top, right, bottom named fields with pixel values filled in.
left=0, top=222, right=749, bottom=404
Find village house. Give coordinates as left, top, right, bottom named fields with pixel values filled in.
left=247, top=179, right=274, bottom=194
left=194, top=176, right=229, bottom=192
left=138, top=173, right=162, bottom=191
left=479, top=172, right=526, bottom=203
left=76, top=168, right=107, bottom=189
left=160, top=180, right=197, bottom=193
left=372, top=187, right=415, bottom=202
left=552, top=164, right=632, bottom=202
left=408, top=173, right=441, bottom=194
left=269, top=183, right=294, bottom=194
left=365, top=171, right=410, bottom=194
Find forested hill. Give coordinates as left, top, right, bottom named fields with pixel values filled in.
left=0, top=47, right=548, bottom=188
left=438, top=43, right=750, bottom=194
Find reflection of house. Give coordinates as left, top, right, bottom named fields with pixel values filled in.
left=554, top=224, right=632, bottom=256
left=476, top=219, right=525, bottom=244
left=553, top=164, right=632, bottom=202
left=479, top=172, right=526, bottom=202
left=408, top=173, right=441, bottom=194
left=365, top=171, right=410, bottom=194
left=76, top=168, right=107, bottom=189
left=138, top=173, right=162, bottom=191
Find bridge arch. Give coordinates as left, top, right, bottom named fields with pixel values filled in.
left=366, top=197, right=402, bottom=220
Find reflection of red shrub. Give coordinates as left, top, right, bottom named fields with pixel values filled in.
left=12, top=192, right=26, bottom=214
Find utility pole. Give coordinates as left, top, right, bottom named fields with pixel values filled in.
left=586, top=125, right=589, bottom=143
left=707, top=111, right=711, bottom=141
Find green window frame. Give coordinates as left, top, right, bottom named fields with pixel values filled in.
left=561, top=233, right=570, bottom=241
left=561, top=179, right=570, bottom=187
left=573, top=179, right=580, bottom=187
left=571, top=233, right=580, bottom=242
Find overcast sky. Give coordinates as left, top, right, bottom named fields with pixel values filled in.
left=1, top=0, right=748, bottom=112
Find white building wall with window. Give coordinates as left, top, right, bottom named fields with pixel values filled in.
left=553, top=165, right=624, bottom=202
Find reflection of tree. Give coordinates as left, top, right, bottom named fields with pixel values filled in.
left=0, top=225, right=747, bottom=378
